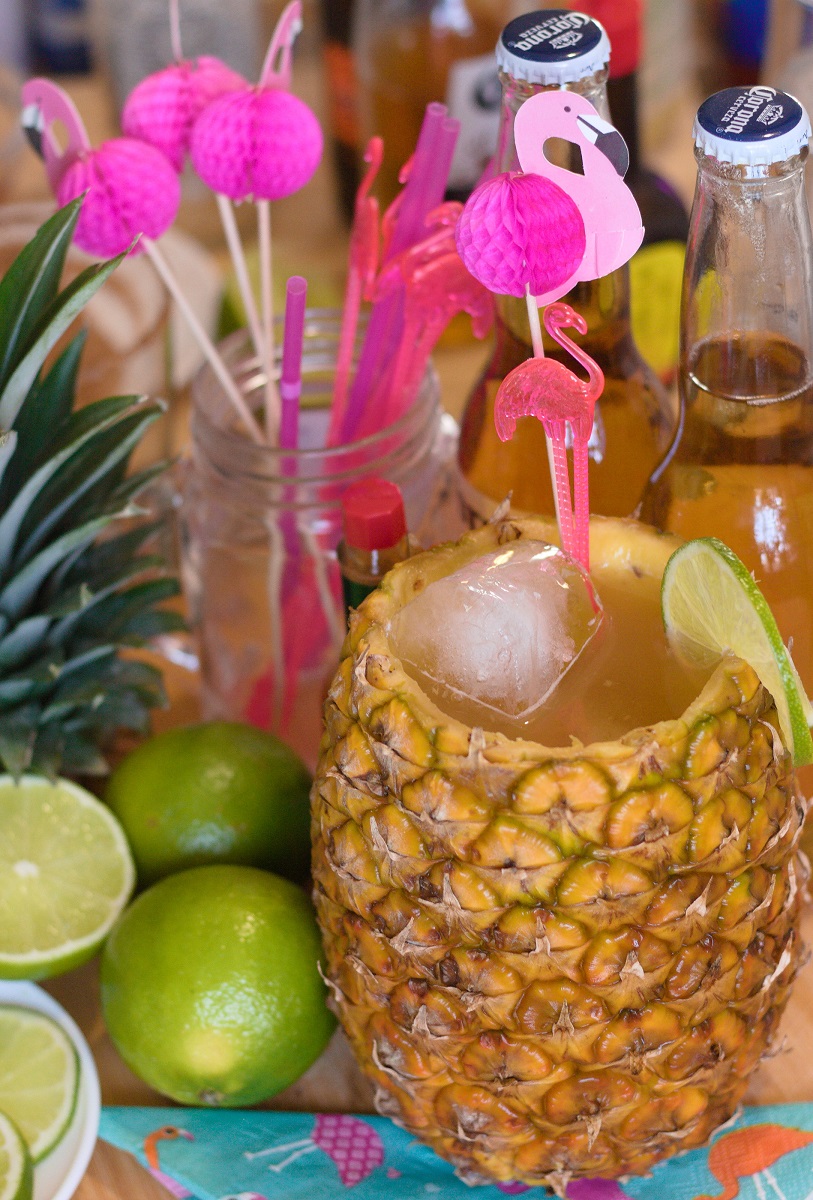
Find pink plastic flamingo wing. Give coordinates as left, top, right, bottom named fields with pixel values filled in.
left=21, top=77, right=90, bottom=192
left=513, top=92, right=643, bottom=286
left=456, top=171, right=585, bottom=300
left=311, top=1115, right=384, bottom=1187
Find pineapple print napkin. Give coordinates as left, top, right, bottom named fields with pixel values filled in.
left=100, top=1103, right=813, bottom=1199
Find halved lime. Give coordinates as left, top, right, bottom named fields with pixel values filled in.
left=662, top=537, right=813, bottom=768
left=0, top=1111, right=32, bottom=1200
left=0, top=776, right=135, bottom=979
left=0, top=1007, right=78, bottom=1164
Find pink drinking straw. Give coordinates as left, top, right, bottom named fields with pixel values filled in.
left=280, top=275, right=308, bottom=449
left=338, top=104, right=459, bottom=444
left=327, top=137, right=383, bottom=446
left=357, top=201, right=492, bottom=437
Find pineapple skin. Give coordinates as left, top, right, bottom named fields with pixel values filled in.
left=311, top=517, right=807, bottom=1192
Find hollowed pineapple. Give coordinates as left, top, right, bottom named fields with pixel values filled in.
left=311, top=516, right=806, bottom=1192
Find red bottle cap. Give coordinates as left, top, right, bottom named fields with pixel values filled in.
left=342, top=477, right=407, bottom=551
left=578, top=0, right=642, bottom=78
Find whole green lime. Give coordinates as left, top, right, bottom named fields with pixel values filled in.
left=105, top=722, right=312, bottom=886
left=100, top=865, right=336, bottom=1105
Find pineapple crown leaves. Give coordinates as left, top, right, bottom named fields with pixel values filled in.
left=0, top=199, right=182, bottom=779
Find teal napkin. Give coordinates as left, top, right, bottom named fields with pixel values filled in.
left=100, top=1103, right=813, bottom=1199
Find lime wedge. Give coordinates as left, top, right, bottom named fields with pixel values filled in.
left=662, top=537, right=813, bottom=768
left=0, top=1008, right=78, bottom=1164
left=0, top=776, right=135, bottom=979
left=0, top=1111, right=32, bottom=1200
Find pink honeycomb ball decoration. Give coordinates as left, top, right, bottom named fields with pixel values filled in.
left=190, top=86, right=323, bottom=201
left=56, top=138, right=181, bottom=258
left=122, top=56, right=246, bottom=173
left=456, top=171, right=586, bottom=298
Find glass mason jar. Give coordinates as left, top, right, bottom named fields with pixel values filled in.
left=182, top=310, right=461, bottom=768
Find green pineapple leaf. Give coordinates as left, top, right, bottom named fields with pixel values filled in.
left=0, top=333, right=85, bottom=500
left=0, top=253, right=125, bottom=432
left=0, top=200, right=82, bottom=388
left=0, top=201, right=179, bottom=775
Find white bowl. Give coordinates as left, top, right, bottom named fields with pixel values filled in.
left=0, top=981, right=100, bottom=1200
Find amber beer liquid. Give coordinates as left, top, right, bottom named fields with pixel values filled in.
left=353, top=0, right=507, bottom=207
left=457, top=10, right=676, bottom=524
left=641, top=87, right=813, bottom=789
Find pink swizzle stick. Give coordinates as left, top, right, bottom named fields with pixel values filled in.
left=21, top=77, right=265, bottom=445
left=494, top=302, right=605, bottom=571
left=280, top=275, right=308, bottom=451
left=327, top=137, right=383, bottom=447
left=513, top=91, right=644, bottom=299
left=190, top=0, right=323, bottom=441
left=360, top=201, right=493, bottom=437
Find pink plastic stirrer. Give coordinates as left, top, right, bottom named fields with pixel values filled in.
left=494, top=303, right=604, bottom=569
left=359, top=201, right=493, bottom=436
left=21, top=77, right=264, bottom=445
left=327, top=136, right=383, bottom=446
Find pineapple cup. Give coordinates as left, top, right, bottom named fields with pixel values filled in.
left=311, top=516, right=807, bottom=1193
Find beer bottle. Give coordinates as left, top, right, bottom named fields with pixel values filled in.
left=352, top=0, right=509, bottom=209
left=640, top=86, right=813, bottom=694
left=457, top=9, right=677, bottom=523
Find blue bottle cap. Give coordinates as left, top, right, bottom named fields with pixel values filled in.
left=695, top=87, right=811, bottom=170
left=496, top=10, right=610, bottom=86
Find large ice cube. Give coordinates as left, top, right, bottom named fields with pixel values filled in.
left=389, top=540, right=602, bottom=723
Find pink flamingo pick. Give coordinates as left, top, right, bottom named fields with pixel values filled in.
left=22, top=78, right=180, bottom=260
left=244, top=1114, right=384, bottom=1187
left=121, top=0, right=245, bottom=173
left=514, top=90, right=644, bottom=300
left=494, top=301, right=604, bottom=570
left=190, top=0, right=323, bottom=438
left=21, top=76, right=265, bottom=444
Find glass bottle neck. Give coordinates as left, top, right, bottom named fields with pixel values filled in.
left=495, top=66, right=610, bottom=173
left=681, top=150, right=813, bottom=394
left=493, top=66, right=629, bottom=350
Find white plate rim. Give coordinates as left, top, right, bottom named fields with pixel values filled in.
left=0, top=981, right=101, bottom=1200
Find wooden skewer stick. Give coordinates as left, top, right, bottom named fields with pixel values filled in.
left=216, top=194, right=269, bottom=381
left=144, top=238, right=266, bottom=444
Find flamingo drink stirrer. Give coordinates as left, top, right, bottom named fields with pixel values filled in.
left=190, top=0, right=323, bottom=440
left=455, top=90, right=643, bottom=571
left=21, top=76, right=265, bottom=445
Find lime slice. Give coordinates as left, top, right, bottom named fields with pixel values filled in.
left=662, top=537, right=813, bottom=768
left=0, top=776, right=135, bottom=979
left=0, top=1008, right=78, bottom=1164
left=0, top=1112, right=32, bottom=1200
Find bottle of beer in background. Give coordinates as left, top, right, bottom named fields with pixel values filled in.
left=579, top=0, right=689, bottom=384
left=640, top=86, right=813, bottom=701
left=320, top=0, right=362, bottom=225
left=457, top=9, right=677, bottom=523
left=352, top=0, right=510, bottom=208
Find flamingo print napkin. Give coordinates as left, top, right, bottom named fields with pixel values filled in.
left=100, top=1103, right=813, bottom=1199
